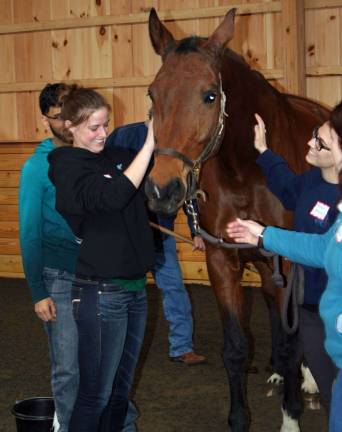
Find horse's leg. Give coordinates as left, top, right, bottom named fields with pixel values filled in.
left=260, top=286, right=284, bottom=384
left=276, top=331, right=302, bottom=432
left=257, top=263, right=302, bottom=432
left=206, top=245, right=250, bottom=432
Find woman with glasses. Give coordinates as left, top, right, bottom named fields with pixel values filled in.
left=227, top=101, right=342, bottom=431
left=252, top=113, right=339, bottom=412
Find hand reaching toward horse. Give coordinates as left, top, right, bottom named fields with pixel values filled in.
left=254, top=113, right=268, bottom=154
left=226, top=218, right=265, bottom=246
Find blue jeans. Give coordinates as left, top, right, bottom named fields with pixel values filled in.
left=329, top=368, right=342, bottom=431
left=69, top=279, right=147, bottom=432
left=153, top=234, right=193, bottom=357
left=42, top=267, right=79, bottom=432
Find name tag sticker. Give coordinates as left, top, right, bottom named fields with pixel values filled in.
left=336, top=224, right=342, bottom=243
left=310, top=201, right=330, bottom=221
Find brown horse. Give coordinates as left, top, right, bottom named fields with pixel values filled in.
left=145, top=8, right=329, bottom=432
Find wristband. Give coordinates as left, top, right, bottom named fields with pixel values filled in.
left=257, top=228, right=265, bottom=249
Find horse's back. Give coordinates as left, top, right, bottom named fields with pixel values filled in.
left=286, top=94, right=330, bottom=122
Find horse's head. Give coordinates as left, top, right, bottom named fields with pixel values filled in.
left=145, top=8, right=236, bottom=214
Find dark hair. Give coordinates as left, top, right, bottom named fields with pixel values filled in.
left=39, top=83, right=70, bottom=115
left=61, top=87, right=111, bottom=126
left=330, top=101, right=342, bottom=147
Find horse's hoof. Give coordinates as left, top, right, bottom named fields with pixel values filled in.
left=267, top=372, right=283, bottom=385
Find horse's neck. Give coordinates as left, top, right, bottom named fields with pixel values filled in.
left=220, top=60, right=278, bottom=160
left=222, top=64, right=304, bottom=172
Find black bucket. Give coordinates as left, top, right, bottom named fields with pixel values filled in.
left=11, top=397, right=54, bottom=432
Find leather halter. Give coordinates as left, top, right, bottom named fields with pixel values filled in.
left=153, top=73, right=228, bottom=199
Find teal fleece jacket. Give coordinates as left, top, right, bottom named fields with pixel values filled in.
left=263, top=211, right=342, bottom=368
left=19, top=139, right=79, bottom=303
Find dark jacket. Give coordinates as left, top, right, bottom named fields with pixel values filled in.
left=257, top=149, right=339, bottom=305
left=48, top=145, right=155, bottom=279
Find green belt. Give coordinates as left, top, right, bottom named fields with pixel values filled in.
left=111, top=276, right=146, bottom=292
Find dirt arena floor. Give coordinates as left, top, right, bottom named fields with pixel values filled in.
left=0, top=279, right=328, bottom=431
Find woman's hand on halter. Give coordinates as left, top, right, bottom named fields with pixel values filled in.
left=254, top=113, right=268, bottom=154
left=144, top=118, right=155, bottom=150
left=226, top=218, right=264, bottom=246
left=124, top=118, right=155, bottom=188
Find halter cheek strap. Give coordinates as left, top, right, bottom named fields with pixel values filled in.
left=153, top=73, right=227, bottom=167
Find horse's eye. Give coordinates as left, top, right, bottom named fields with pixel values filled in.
left=204, top=92, right=216, bottom=104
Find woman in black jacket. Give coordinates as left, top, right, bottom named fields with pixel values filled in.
left=48, top=87, right=155, bottom=432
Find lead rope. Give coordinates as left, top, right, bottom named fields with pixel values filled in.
left=185, top=199, right=301, bottom=334
left=280, top=263, right=303, bottom=334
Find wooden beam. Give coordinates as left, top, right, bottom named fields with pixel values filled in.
left=282, top=0, right=306, bottom=96
left=305, top=0, right=342, bottom=9
left=0, top=2, right=282, bottom=36
left=306, top=65, right=342, bottom=76
left=0, top=69, right=284, bottom=94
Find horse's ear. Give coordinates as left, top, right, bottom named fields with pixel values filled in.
left=149, top=8, right=175, bottom=59
left=204, top=8, right=236, bottom=55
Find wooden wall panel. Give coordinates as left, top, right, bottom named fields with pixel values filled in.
left=51, top=27, right=112, bottom=81
left=0, top=0, right=341, bottom=282
left=0, top=172, right=20, bottom=187
left=0, top=35, right=14, bottom=83
left=13, top=32, right=52, bottom=82
left=0, top=255, right=23, bottom=275
left=0, top=93, right=18, bottom=140
left=0, top=221, right=19, bottom=238
left=0, top=188, right=18, bottom=205
left=0, top=0, right=13, bottom=25
left=307, top=76, right=342, bottom=107
left=0, top=205, right=18, bottom=222
left=305, top=6, right=342, bottom=104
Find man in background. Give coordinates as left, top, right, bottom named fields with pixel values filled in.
left=19, top=83, right=79, bottom=431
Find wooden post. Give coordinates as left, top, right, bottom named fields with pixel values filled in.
left=282, top=0, right=306, bottom=96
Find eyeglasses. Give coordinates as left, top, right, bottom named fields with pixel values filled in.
left=44, top=113, right=63, bottom=120
left=312, top=126, right=330, bottom=152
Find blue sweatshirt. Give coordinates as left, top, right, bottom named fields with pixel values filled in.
left=257, top=149, right=339, bottom=305
left=263, top=212, right=342, bottom=368
left=19, top=138, right=80, bottom=303
left=106, top=122, right=196, bottom=236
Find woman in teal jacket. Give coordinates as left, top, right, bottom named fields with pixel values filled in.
left=226, top=101, right=342, bottom=432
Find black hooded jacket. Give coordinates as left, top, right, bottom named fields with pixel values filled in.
left=48, top=146, right=155, bottom=279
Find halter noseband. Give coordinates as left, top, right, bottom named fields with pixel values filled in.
left=153, top=73, right=228, bottom=199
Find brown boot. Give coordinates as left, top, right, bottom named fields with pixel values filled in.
left=169, top=351, right=207, bottom=365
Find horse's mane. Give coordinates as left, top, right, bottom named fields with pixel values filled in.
left=173, top=36, right=280, bottom=99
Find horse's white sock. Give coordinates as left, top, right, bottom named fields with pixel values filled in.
left=280, top=408, right=300, bottom=432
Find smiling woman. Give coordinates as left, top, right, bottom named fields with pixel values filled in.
left=66, top=107, right=110, bottom=153
left=47, top=87, right=156, bottom=432
left=226, top=101, right=342, bottom=432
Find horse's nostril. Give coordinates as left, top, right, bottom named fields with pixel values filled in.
left=168, top=177, right=184, bottom=201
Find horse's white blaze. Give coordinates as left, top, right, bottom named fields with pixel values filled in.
left=280, top=408, right=300, bottom=432
left=301, top=363, right=319, bottom=394
left=153, top=185, right=161, bottom=199
left=267, top=372, right=284, bottom=385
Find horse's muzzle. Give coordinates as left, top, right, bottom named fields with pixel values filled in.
left=145, top=176, right=186, bottom=215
